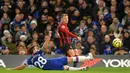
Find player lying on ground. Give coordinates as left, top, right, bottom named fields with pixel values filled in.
left=7, top=31, right=94, bottom=71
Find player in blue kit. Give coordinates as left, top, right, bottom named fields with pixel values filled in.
left=7, top=31, right=94, bottom=71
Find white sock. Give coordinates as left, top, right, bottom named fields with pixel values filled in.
left=72, top=56, right=91, bottom=62
left=68, top=67, right=82, bottom=71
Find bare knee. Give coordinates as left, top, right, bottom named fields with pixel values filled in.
left=67, top=57, right=73, bottom=63
left=63, top=65, right=69, bottom=70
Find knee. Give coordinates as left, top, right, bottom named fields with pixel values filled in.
left=67, top=57, right=73, bottom=63
left=63, top=65, right=69, bottom=70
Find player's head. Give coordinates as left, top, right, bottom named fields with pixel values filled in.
left=61, top=13, right=69, bottom=24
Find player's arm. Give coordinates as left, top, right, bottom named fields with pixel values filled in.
left=59, top=26, right=81, bottom=40
left=7, top=58, right=30, bottom=70
left=41, top=31, right=52, bottom=51
left=7, top=64, right=27, bottom=70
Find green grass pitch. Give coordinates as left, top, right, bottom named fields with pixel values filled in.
left=0, top=68, right=130, bottom=73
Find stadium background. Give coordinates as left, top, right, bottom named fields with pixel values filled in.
left=0, top=0, right=130, bottom=72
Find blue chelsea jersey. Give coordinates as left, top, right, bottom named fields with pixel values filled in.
left=24, top=50, right=51, bottom=70
left=24, top=50, right=68, bottom=70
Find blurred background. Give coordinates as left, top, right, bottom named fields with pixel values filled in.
left=0, top=0, right=130, bottom=56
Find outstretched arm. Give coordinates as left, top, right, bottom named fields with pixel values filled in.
left=41, top=31, right=52, bottom=51
left=58, top=25, right=81, bottom=41
left=59, top=25, right=78, bottom=38
left=7, top=64, right=27, bottom=70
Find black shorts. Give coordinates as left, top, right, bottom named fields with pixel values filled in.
left=60, top=43, right=70, bottom=55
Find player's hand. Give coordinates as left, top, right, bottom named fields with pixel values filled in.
left=77, top=37, right=81, bottom=41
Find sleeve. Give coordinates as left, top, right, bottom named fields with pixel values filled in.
left=23, top=57, right=32, bottom=65
left=59, top=25, right=78, bottom=39
left=23, top=59, right=28, bottom=65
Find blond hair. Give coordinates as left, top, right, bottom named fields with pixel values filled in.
left=61, top=14, right=68, bottom=19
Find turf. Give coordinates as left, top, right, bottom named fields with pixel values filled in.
left=0, top=68, right=129, bottom=73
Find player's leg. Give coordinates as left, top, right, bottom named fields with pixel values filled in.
left=67, top=53, right=93, bottom=63
left=63, top=65, right=88, bottom=71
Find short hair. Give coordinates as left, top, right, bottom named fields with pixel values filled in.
left=90, top=45, right=96, bottom=50
left=15, top=14, right=20, bottom=18
left=125, top=5, right=130, bottom=9
left=32, top=31, right=38, bottom=35
left=61, top=14, right=68, bottom=19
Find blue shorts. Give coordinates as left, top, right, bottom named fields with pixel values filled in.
left=44, top=57, right=68, bottom=70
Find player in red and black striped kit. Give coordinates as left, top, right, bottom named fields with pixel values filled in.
left=57, top=14, right=81, bottom=55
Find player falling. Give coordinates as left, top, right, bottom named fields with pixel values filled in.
left=7, top=31, right=94, bottom=71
